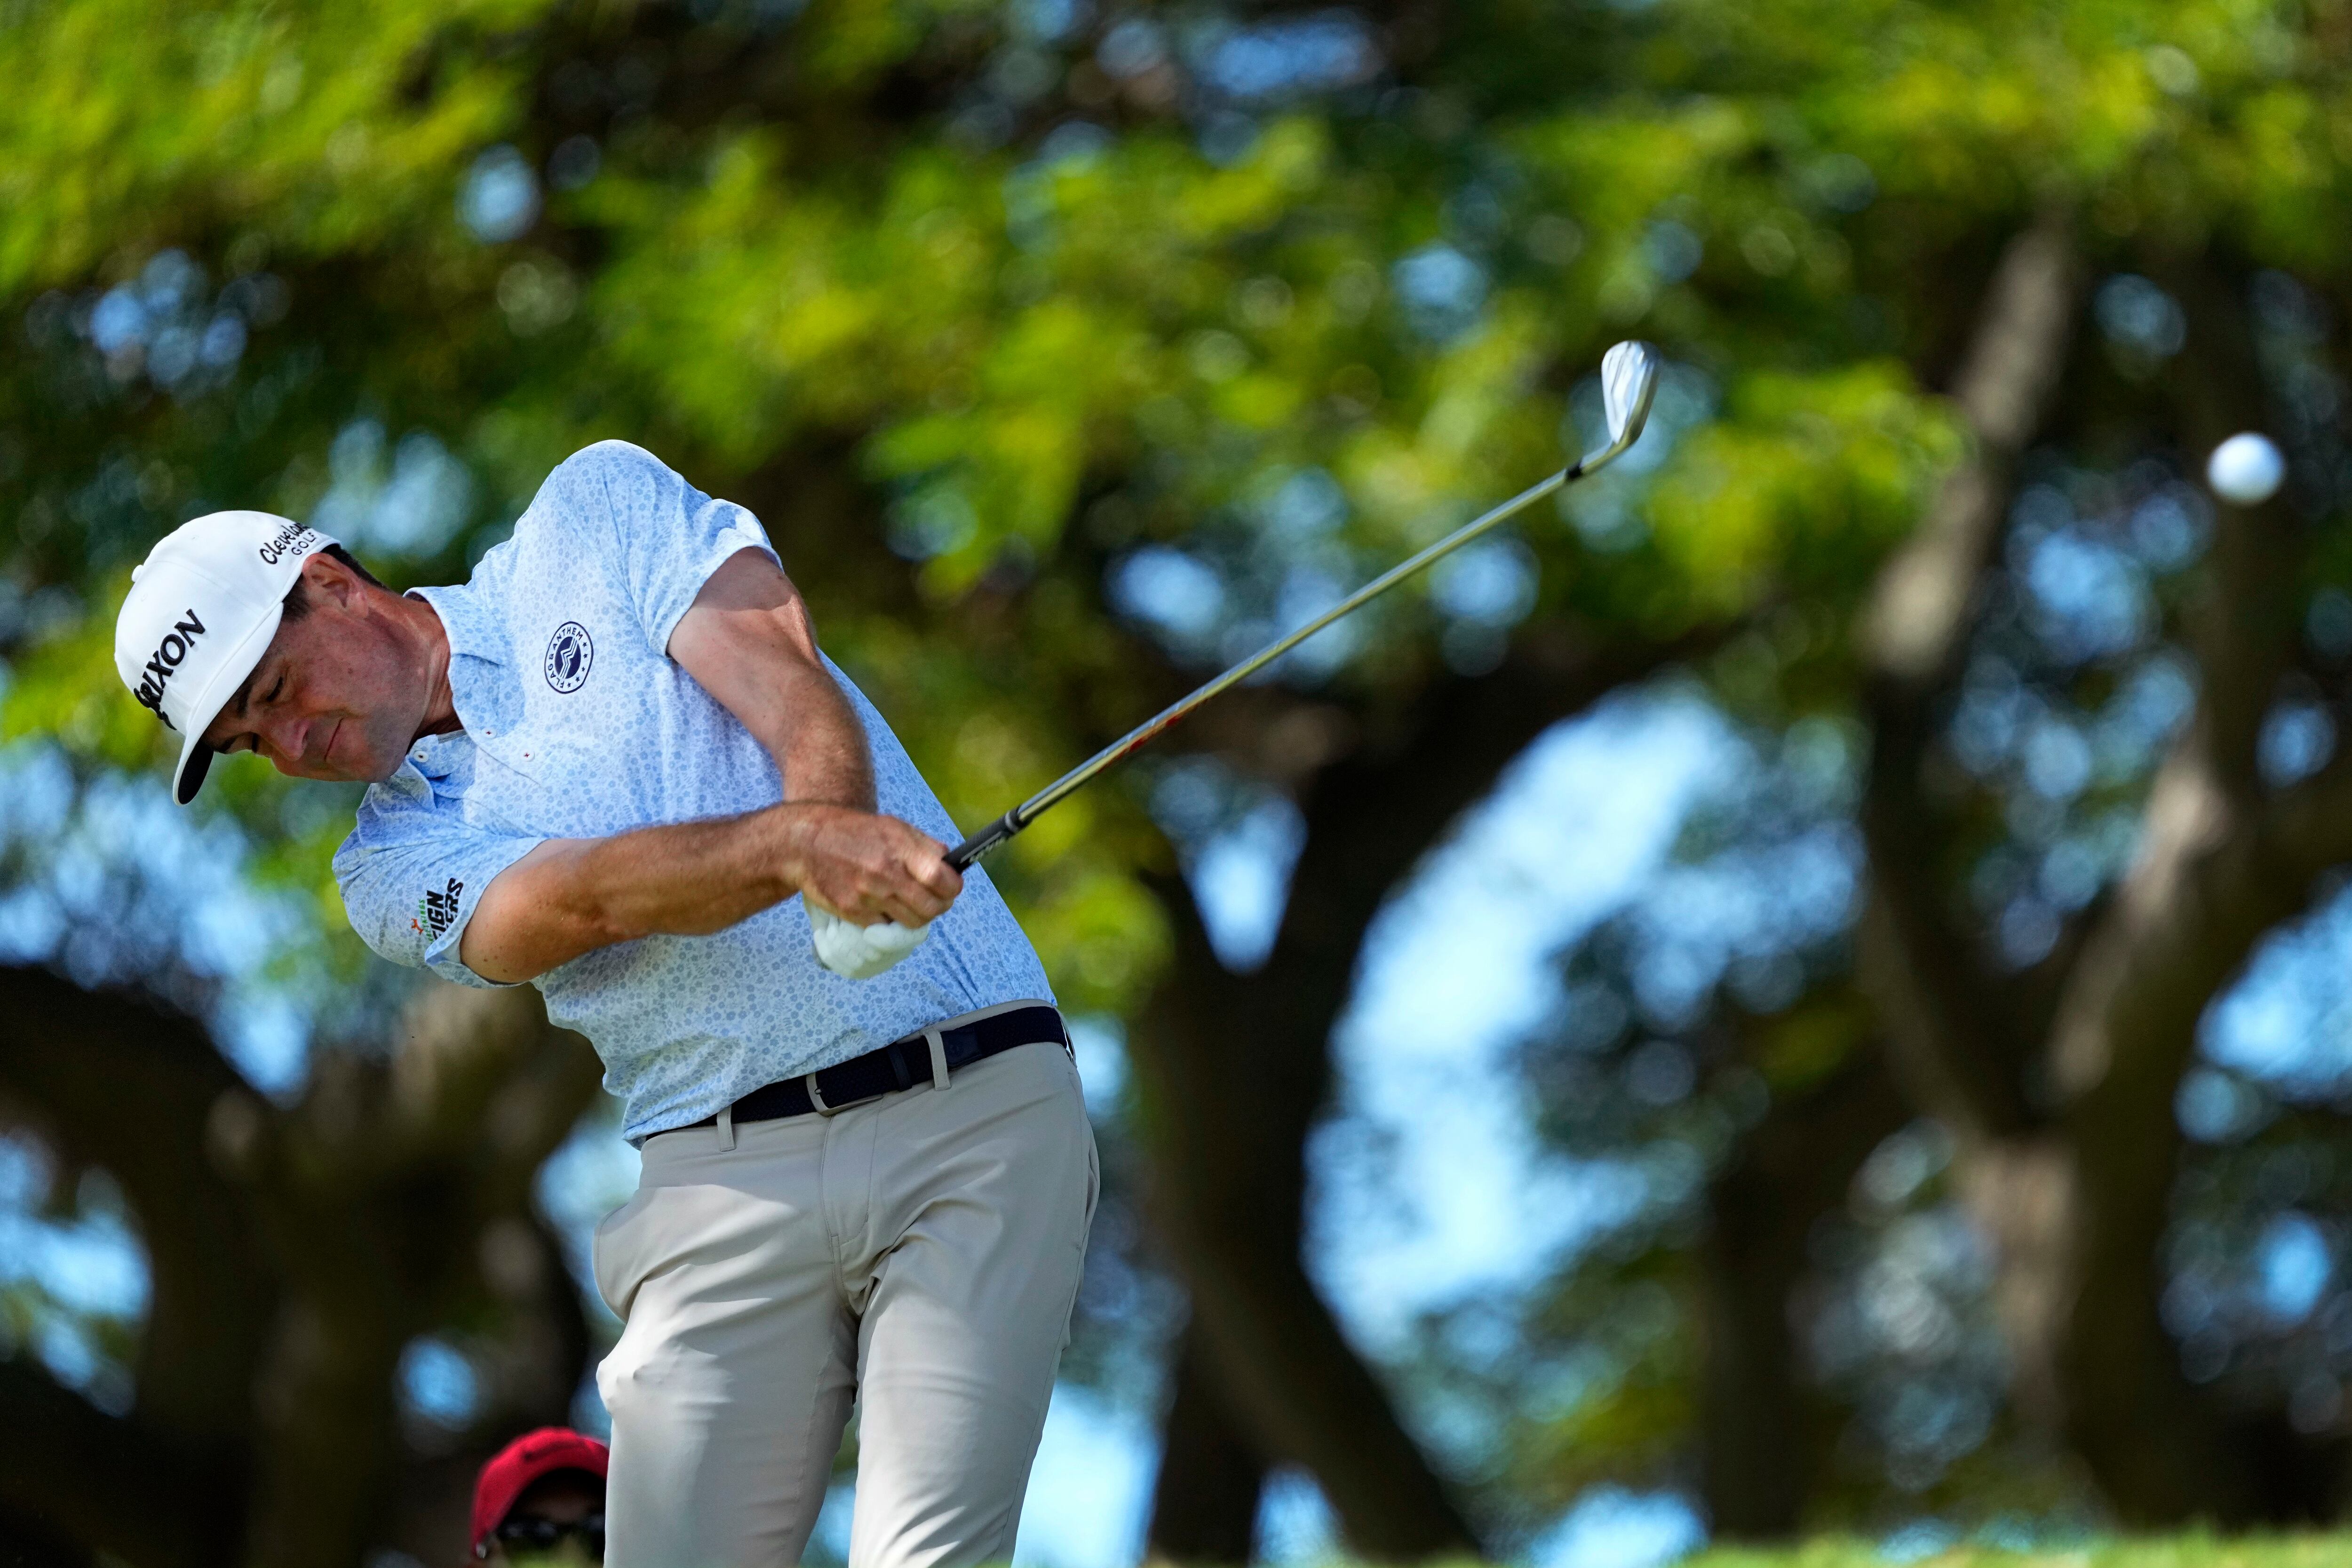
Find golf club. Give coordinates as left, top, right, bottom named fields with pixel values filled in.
left=939, top=339, right=1662, bottom=871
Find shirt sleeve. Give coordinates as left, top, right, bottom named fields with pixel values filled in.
left=548, top=439, right=781, bottom=654
left=332, top=773, right=546, bottom=989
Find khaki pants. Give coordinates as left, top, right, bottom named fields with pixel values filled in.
left=592, top=1006, right=1098, bottom=1568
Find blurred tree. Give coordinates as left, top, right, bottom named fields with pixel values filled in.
left=1416, top=14, right=2352, bottom=1536
left=12, top=0, right=2352, bottom=1560
left=1132, top=632, right=1705, bottom=1560
left=0, top=976, right=596, bottom=1564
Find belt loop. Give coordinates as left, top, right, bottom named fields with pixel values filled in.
left=716, top=1103, right=736, bottom=1152
left=926, top=1027, right=950, bottom=1092
left=806, top=1072, right=838, bottom=1116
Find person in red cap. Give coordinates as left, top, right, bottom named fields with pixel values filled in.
left=470, top=1428, right=610, bottom=1565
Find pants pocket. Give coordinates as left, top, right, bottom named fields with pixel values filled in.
left=591, top=1190, right=652, bottom=1321
left=1082, top=1119, right=1101, bottom=1234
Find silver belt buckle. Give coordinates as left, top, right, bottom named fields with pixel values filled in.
left=804, top=1071, right=842, bottom=1116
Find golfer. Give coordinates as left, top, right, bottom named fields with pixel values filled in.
left=111, top=442, right=1097, bottom=1568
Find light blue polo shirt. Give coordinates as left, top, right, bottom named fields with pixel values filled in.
left=332, top=441, right=1055, bottom=1142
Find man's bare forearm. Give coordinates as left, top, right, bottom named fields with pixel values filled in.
left=462, top=807, right=801, bottom=981
left=665, top=549, right=876, bottom=810
left=461, top=800, right=960, bottom=984
left=562, top=806, right=806, bottom=940
left=760, top=653, right=875, bottom=811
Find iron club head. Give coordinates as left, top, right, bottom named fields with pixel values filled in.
left=1575, top=340, right=1661, bottom=476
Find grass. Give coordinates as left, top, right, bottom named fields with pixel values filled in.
left=1685, top=1536, right=2352, bottom=1568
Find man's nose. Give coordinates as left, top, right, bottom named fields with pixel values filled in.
left=260, top=715, right=308, bottom=770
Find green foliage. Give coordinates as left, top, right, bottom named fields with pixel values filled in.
left=16, top=0, right=2352, bottom=1541
left=1645, top=363, right=1961, bottom=614
left=0, top=0, right=1771, bottom=1015
left=0, top=0, right=552, bottom=291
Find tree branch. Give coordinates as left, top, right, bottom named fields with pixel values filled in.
left=2048, top=254, right=2302, bottom=1105
left=2037, top=254, right=2315, bottom=1520
left=1862, top=211, right=2081, bottom=686
left=1855, top=209, right=2082, bottom=1140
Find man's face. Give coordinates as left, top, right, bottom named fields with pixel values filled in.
left=199, top=554, right=427, bottom=783
left=484, top=1471, right=604, bottom=1566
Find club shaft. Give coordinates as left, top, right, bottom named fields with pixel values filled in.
left=946, top=454, right=1621, bottom=870
left=946, top=479, right=1552, bottom=869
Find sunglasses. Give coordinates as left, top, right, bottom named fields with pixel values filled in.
left=477, top=1512, right=605, bottom=1560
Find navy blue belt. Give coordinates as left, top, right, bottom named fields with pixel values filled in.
left=681, top=1004, right=1068, bottom=1130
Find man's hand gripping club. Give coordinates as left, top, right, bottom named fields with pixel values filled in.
left=460, top=550, right=958, bottom=984
left=785, top=805, right=958, bottom=980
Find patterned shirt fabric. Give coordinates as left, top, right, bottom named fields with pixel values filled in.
left=333, top=441, right=1055, bottom=1143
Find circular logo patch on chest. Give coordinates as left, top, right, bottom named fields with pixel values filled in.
left=544, top=621, right=594, bottom=693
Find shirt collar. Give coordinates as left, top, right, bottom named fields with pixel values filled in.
left=410, top=583, right=523, bottom=748
left=410, top=583, right=503, bottom=669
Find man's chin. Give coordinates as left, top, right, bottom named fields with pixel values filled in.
left=324, top=721, right=410, bottom=784
left=276, top=758, right=369, bottom=784
left=277, top=748, right=399, bottom=786
left=351, top=745, right=408, bottom=784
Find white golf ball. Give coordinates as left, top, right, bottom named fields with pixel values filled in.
left=2208, top=433, right=2285, bottom=504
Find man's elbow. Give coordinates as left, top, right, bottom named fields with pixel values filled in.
left=457, top=910, right=557, bottom=984
left=462, top=883, right=631, bottom=984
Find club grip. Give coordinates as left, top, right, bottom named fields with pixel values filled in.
left=945, top=811, right=1023, bottom=871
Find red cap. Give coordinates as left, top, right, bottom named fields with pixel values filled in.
left=470, top=1427, right=610, bottom=1556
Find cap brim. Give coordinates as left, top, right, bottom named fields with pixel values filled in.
left=173, top=744, right=213, bottom=806
left=169, top=604, right=286, bottom=806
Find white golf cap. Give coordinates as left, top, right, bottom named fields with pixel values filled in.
left=113, top=511, right=338, bottom=804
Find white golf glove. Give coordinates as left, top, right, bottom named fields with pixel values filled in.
left=808, top=905, right=932, bottom=980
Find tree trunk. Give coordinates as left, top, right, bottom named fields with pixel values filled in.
left=1696, top=1050, right=1908, bottom=1535
left=0, top=971, right=604, bottom=1567
left=1132, top=632, right=1705, bottom=1560
left=1132, top=869, right=1478, bottom=1561
left=1146, top=1326, right=1268, bottom=1565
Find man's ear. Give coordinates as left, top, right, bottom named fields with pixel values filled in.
left=304, top=549, right=360, bottom=608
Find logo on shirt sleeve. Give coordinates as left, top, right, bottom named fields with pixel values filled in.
left=412, top=877, right=465, bottom=942
left=544, top=621, right=593, bottom=694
